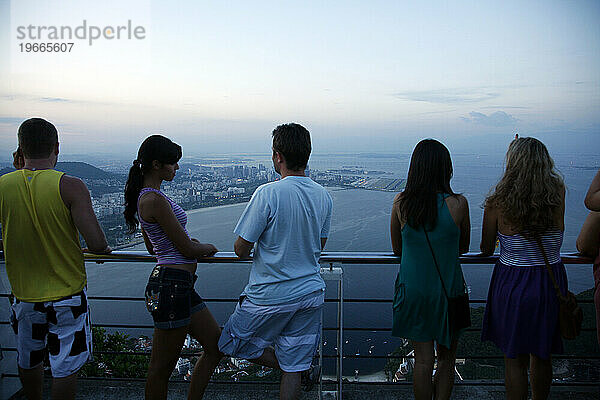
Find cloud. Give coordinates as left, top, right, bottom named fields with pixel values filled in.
left=479, top=105, right=531, bottom=110
left=417, top=109, right=458, bottom=115
left=39, top=97, right=70, bottom=102
left=0, top=93, right=73, bottom=103
left=394, top=88, right=500, bottom=104
left=0, top=93, right=111, bottom=106
left=461, top=111, right=518, bottom=127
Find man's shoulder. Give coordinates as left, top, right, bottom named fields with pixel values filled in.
left=59, top=174, right=86, bottom=191
left=302, top=179, right=331, bottom=199
left=0, top=170, right=21, bottom=185
left=310, top=179, right=329, bottom=194
left=254, top=179, right=287, bottom=196
left=256, top=178, right=330, bottom=199
left=289, top=178, right=331, bottom=200
left=58, top=174, right=90, bottom=205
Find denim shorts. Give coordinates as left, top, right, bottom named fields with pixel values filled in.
left=145, top=266, right=206, bottom=329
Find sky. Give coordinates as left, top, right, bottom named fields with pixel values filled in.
left=0, top=0, right=599, bottom=159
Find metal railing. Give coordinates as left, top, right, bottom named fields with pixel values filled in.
left=79, top=250, right=592, bottom=265
left=0, top=251, right=597, bottom=399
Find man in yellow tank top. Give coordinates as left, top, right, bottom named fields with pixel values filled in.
left=0, top=118, right=111, bottom=400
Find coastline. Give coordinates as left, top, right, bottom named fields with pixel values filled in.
left=185, top=185, right=348, bottom=215
left=186, top=201, right=248, bottom=215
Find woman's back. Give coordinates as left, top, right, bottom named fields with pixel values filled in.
left=498, top=230, right=563, bottom=267
left=392, top=193, right=466, bottom=348
left=400, top=194, right=463, bottom=296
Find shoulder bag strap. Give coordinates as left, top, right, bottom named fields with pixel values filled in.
left=424, top=229, right=449, bottom=300
left=534, top=235, right=564, bottom=300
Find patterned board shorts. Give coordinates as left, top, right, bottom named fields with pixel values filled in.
left=10, top=289, right=92, bottom=378
left=218, top=290, right=324, bottom=372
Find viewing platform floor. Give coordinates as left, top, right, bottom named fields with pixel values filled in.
left=10, top=379, right=600, bottom=400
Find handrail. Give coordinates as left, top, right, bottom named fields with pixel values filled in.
left=83, top=250, right=595, bottom=264
left=0, top=250, right=594, bottom=264
left=1, top=250, right=590, bottom=265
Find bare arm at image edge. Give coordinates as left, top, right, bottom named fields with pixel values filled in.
left=584, top=169, right=600, bottom=211
left=60, top=175, right=111, bottom=254
left=576, top=211, right=600, bottom=258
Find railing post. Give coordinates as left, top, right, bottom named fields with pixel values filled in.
left=320, top=262, right=343, bottom=400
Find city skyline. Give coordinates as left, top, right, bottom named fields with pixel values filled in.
left=0, top=0, right=599, bottom=157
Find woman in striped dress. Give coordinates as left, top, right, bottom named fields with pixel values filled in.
left=124, top=135, right=222, bottom=400
left=480, top=137, right=567, bottom=400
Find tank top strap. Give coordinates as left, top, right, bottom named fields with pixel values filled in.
left=138, top=187, right=170, bottom=206
left=437, top=193, right=456, bottom=224
left=139, top=187, right=164, bottom=197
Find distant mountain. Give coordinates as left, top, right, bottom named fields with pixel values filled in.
left=56, top=162, right=119, bottom=179
left=0, top=162, right=118, bottom=180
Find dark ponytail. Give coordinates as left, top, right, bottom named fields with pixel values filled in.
left=398, top=139, right=455, bottom=230
left=123, top=135, right=182, bottom=233
left=124, top=160, right=145, bottom=233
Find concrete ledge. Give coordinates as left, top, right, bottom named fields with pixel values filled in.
left=8, top=379, right=600, bottom=399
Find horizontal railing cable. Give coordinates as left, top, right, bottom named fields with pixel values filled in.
left=0, top=293, right=595, bottom=306
left=0, top=373, right=595, bottom=387
left=0, top=320, right=597, bottom=335
left=1, top=372, right=596, bottom=387
left=1, top=346, right=599, bottom=361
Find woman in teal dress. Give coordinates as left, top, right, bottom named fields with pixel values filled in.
left=390, top=139, right=471, bottom=400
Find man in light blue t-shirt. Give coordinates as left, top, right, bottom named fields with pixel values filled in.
left=218, top=123, right=332, bottom=399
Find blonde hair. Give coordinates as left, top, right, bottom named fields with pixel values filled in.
left=485, top=137, right=564, bottom=234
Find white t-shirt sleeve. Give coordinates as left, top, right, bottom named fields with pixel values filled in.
left=234, top=186, right=270, bottom=243
left=320, top=192, right=333, bottom=238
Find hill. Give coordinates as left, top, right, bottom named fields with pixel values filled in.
left=0, top=162, right=118, bottom=180
left=55, top=162, right=119, bottom=179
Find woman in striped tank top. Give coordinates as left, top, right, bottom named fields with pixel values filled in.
left=480, top=137, right=567, bottom=400
left=124, top=135, right=221, bottom=400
